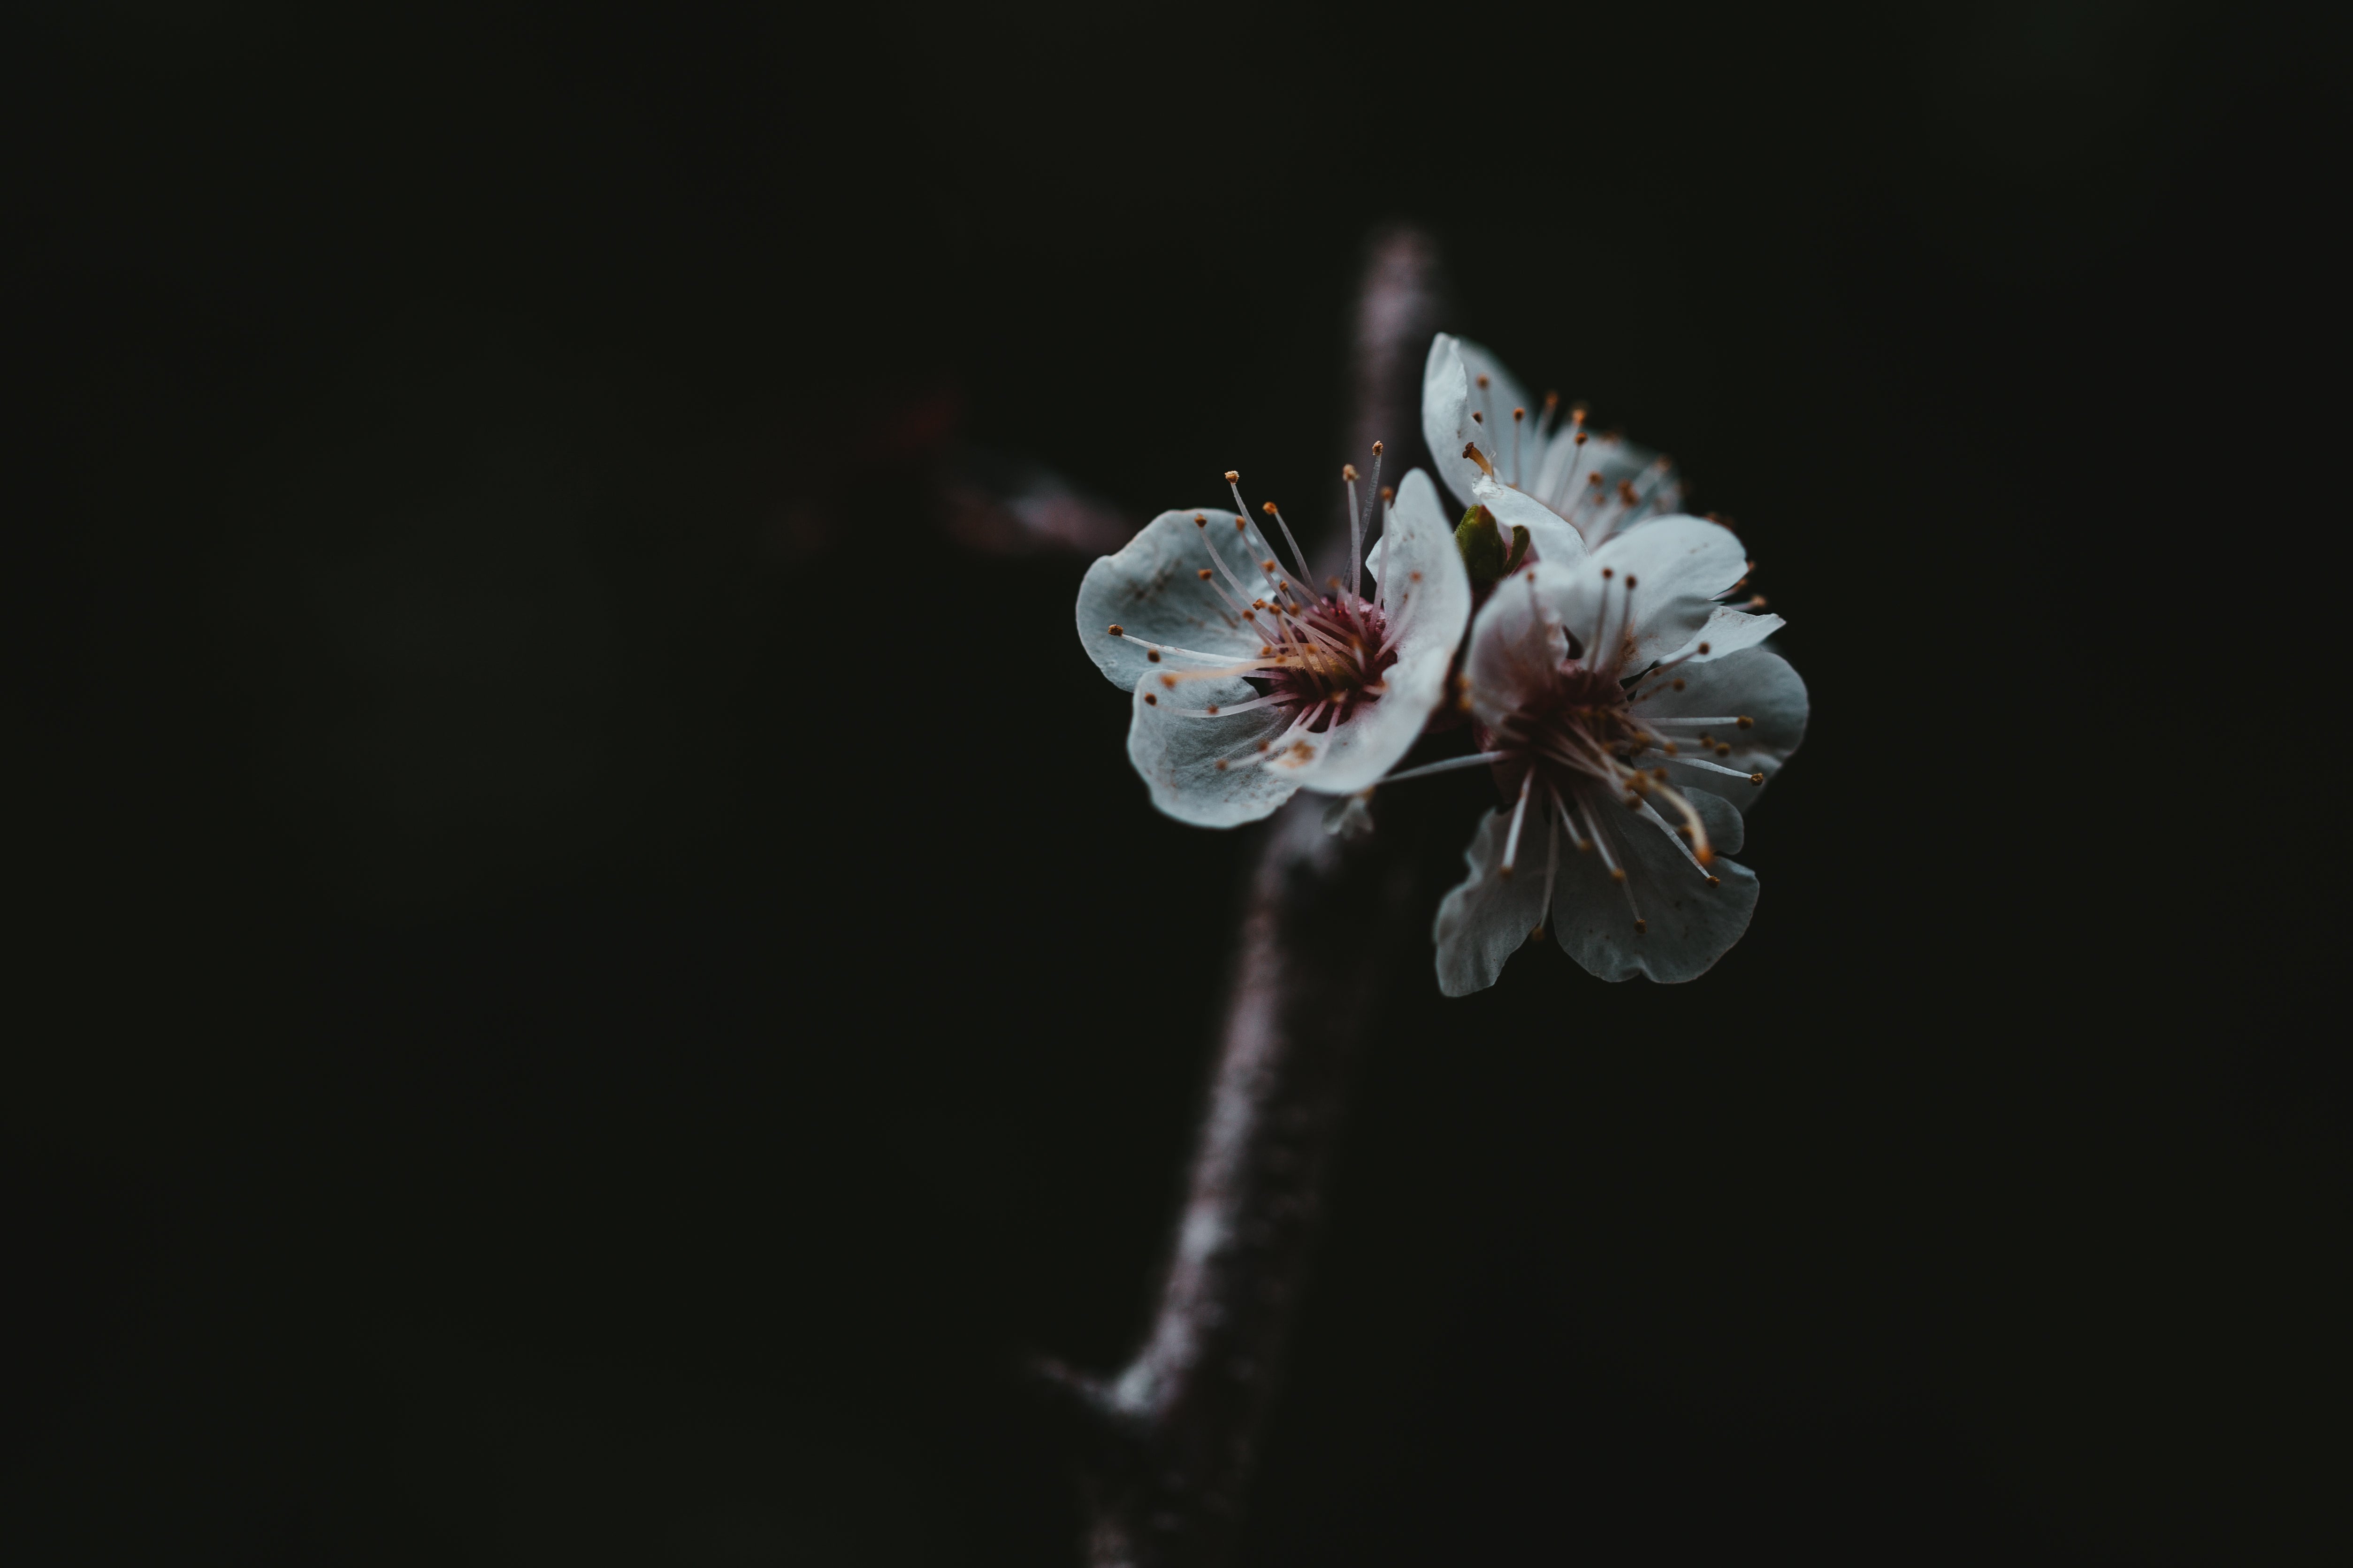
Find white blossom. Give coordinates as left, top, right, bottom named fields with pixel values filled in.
left=1076, top=459, right=1472, bottom=827
left=1405, top=516, right=1805, bottom=991
left=1421, top=333, right=1688, bottom=563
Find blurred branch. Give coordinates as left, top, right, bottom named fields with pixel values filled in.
left=1039, top=228, right=1448, bottom=1568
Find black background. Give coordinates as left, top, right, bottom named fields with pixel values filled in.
left=4, top=2, right=2341, bottom=1563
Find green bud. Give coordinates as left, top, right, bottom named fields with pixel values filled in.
left=1455, top=507, right=1533, bottom=589
left=1455, top=505, right=1505, bottom=586
left=1500, top=523, right=1532, bottom=576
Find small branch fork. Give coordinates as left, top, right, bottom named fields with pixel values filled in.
left=1034, top=229, right=1448, bottom=1568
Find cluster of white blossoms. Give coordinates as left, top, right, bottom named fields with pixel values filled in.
left=1076, top=335, right=1807, bottom=992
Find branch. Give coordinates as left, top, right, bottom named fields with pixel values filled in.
left=1038, top=227, right=1449, bottom=1568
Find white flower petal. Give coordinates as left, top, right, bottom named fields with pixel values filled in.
left=1460, top=561, right=1575, bottom=727
left=1650, top=605, right=1784, bottom=668
left=1526, top=426, right=1621, bottom=509
left=1470, top=475, right=1586, bottom=570
left=1450, top=338, right=1536, bottom=443
left=1531, top=430, right=1685, bottom=538
left=1369, top=469, right=1467, bottom=642
left=1551, top=806, right=1760, bottom=983
left=1364, top=465, right=1444, bottom=585
left=1126, top=674, right=1302, bottom=827
left=1681, top=786, right=1744, bottom=857
left=1270, top=469, right=1473, bottom=794
left=1639, top=648, right=1809, bottom=814
left=1076, top=508, right=1277, bottom=691
left=1451, top=339, right=1542, bottom=488
left=1557, top=515, right=1747, bottom=672
left=1421, top=334, right=1485, bottom=512
left=1433, top=806, right=1554, bottom=996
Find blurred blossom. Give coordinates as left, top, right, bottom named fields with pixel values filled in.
left=938, top=444, right=1132, bottom=558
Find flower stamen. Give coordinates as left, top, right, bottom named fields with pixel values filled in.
left=1532, top=805, right=1561, bottom=941
left=1113, top=629, right=1255, bottom=665
left=1499, top=768, right=1535, bottom=877
left=1258, top=500, right=1314, bottom=585
left=1173, top=693, right=1285, bottom=719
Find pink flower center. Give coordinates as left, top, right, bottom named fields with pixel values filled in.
left=1259, top=593, right=1396, bottom=733
left=1482, top=662, right=1639, bottom=795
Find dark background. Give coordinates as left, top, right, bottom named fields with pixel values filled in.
left=4, top=2, right=2340, bottom=1562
